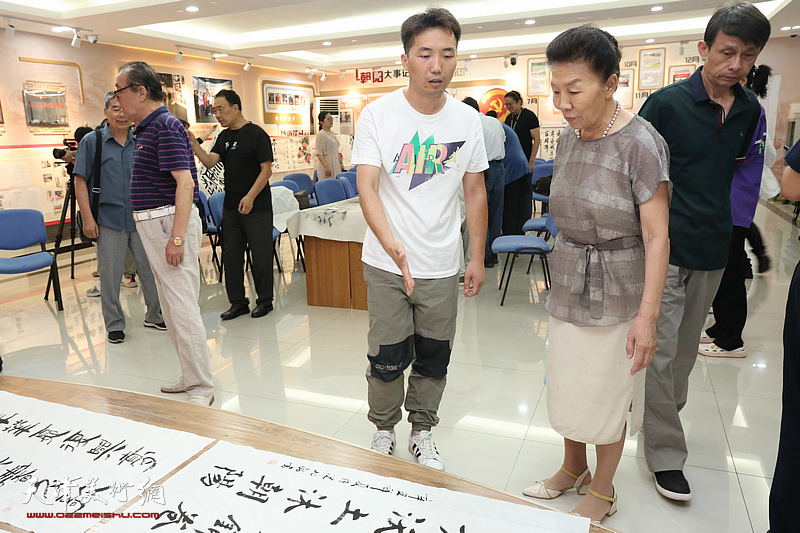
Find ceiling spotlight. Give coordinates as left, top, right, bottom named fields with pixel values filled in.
left=213, top=53, right=228, bottom=58
left=651, top=6, right=663, bottom=11
left=464, top=60, right=470, bottom=72
left=524, top=19, right=535, bottom=25
left=209, top=56, right=216, bottom=66
left=395, top=60, right=401, bottom=65
left=5, top=22, right=15, bottom=39
left=503, top=56, right=509, bottom=68
left=87, top=34, right=98, bottom=44
left=322, top=41, right=331, bottom=46
left=243, top=61, right=251, bottom=71
left=469, top=54, right=477, bottom=59
left=781, top=26, right=791, bottom=31
left=339, top=70, right=345, bottom=81
left=175, top=47, right=183, bottom=62
left=307, top=71, right=314, bottom=80
left=186, top=6, right=199, bottom=12
left=645, top=38, right=655, bottom=43
left=320, top=71, right=327, bottom=81
left=71, top=30, right=81, bottom=48
left=51, top=26, right=71, bottom=33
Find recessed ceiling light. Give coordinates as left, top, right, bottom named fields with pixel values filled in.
left=781, top=26, right=791, bottom=31
left=395, top=60, right=401, bottom=65
left=351, top=39, right=357, bottom=43
left=793, top=25, right=800, bottom=29
left=645, top=38, right=655, bottom=43
left=651, top=6, right=663, bottom=11
left=477, top=26, right=482, bottom=29
left=186, top=6, right=199, bottom=12
left=525, top=19, right=535, bottom=25
left=322, top=41, right=331, bottom=46
left=469, top=54, right=477, bottom=58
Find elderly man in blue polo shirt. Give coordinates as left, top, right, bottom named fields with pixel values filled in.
left=114, top=61, right=215, bottom=406
left=74, top=91, right=163, bottom=344
left=638, top=3, right=770, bottom=502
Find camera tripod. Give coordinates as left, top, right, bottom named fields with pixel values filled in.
left=45, top=175, right=91, bottom=301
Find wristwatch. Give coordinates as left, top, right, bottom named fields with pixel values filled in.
left=171, top=236, right=185, bottom=246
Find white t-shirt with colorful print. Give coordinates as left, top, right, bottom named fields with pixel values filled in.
left=352, top=89, right=488, bottom=279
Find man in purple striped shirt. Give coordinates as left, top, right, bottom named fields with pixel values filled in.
left=115, top=61, right=215, bottom=406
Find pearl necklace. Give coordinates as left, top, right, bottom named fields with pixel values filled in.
left=575, top=101, right=621, bottom=139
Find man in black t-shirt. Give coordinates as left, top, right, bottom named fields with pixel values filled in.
left=503, top=90, right=540, bottom=234
left=190, top=89, right=275, bottom=319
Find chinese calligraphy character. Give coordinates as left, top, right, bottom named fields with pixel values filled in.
left=201, top=466, right=244, bottom=488
left=330, top=500, right=369, bottom=525
left=60, top=430, right=101, bottom=452
left=152, top=501, right=197, bottom=530
left=284, top=489, right=327, bottom=513
left=236, top=475, right=283, bottom=504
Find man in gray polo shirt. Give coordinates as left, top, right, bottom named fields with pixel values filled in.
left=74, top=91, right=163, bottom=344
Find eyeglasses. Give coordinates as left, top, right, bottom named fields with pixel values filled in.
left=113, top=84, right=137, bottom=96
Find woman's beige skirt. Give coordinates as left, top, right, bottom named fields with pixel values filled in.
left=546, top=316, right=644, bottom=445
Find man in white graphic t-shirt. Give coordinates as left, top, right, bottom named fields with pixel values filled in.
left=351, top=7, right=488, bottom=471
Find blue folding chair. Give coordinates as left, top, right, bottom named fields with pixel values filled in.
left=337, top=171, right=358, bottom=195
left=272, top=227, right=282, bottom=273
left=271, top=181, right=305, bottom=270
left=491, top=215, right=558, bottom=306
left=0, top=209, right=63, bottom=311
left=338, top=175, right=356, bottom=198
left=198, top=191, right=221, bottom=274
left=271, top=180, right=300, bottom=194
left=207, top=192, right=226, bottom=282
left=315, top=178, right=347, bottom=205
left=532, top=162, right=553, bottom=215
left=284, top=172, right=318, bottom=207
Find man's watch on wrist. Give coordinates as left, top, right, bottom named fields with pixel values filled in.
left=171, top=236, right=185, bottom=246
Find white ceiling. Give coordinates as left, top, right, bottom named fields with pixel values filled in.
left=0, top=0, right=797, bottom=74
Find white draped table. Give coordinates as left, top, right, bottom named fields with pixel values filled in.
left=286, top=198, right=369, bottom=309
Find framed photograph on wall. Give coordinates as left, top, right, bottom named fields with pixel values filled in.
left=667, top=64, right=696, bottom=85
left=23, top=85, right=69, bottom=127
left=638, top=48, right=666, bottom=90
left=616, top=69, right=635, bottom=109
left=527, top=56, right=550, bottom=96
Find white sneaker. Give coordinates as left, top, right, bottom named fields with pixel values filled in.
left=408, top=430, right=444, bottom=470
left=161, top=378, right=186, bottom=393
left=187, top=393, right=214, bottom=406
left=121, top=276, right=138, bottom=288
left=370, top=430, right=396, bottom=455
left=86, top=283, right=101, bottom=297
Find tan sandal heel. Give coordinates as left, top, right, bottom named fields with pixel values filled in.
left=587, top=487, right=618, bottom=523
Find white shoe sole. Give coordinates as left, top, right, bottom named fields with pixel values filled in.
left=654, top=474, right=692, bottom=501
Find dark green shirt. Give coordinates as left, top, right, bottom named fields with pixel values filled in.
left=638, top=66, right=759, bottom=271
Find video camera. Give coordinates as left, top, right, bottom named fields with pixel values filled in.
left=53, top=126, right=94, bottom=162
left=53, top=138, right=78, bottom=161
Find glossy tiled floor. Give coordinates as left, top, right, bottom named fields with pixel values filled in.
left=2, top=203, right=796, bottom=533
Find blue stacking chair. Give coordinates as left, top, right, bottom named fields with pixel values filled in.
left=198, top=191, right=221, bottom=274
left=0, top=209, right=62, bottom=311
left=271, top=180, right=300, bottom=194
left=338, top=175, right=356, bottom=198
left=271, top=181, right=306, bottom=270
left=315, top=178, right=347, bottom=205
left=337, top=171, right=358, bottom=195
left=284, top=172, right=317, bottom=207
left=207, top=192, right=226, bottom=282
left=532, top=162, right=554, bottom=215
left=491, top=215, right=558, bottom=306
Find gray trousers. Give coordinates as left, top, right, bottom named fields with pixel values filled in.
left=97, top=225, right=161, bottom=333
left=363, top=263, right=458, bottom=432
left=135, top=206, right=214, bottom=396
left=644, top=264, right=724, bottom=472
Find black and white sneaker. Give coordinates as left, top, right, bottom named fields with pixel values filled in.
left=107, top=331, right=126, bottom=344
left=143, top=321, right=167, bottom=331
left=370, top=430, right=396, bottom=455
left=409, top=430, right=444, bottom=470
left=654, top=470, right=692, bottom=501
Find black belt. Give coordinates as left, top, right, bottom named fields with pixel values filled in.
left=489, top=159, right=503, bottom=164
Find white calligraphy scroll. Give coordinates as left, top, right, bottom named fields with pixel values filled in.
left=0, top=391, right=213, bottom=533
left=102, top=440, right=590, bottom=533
